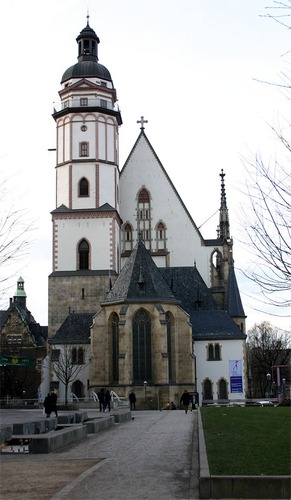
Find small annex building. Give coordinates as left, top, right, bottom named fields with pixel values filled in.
left=0, top=277, right=47, bottom=400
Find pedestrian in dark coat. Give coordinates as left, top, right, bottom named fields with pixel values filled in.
left=50, top=390, right=58, bottom=417
left=104, top=390, right=111, bottom=412
left=97, top=388, right=105, bottom=412
left=180, top=390, right=191, bottom=414
left=44, top=393, right=53, bottom=417
left=129, top=390, right=136, bottom=410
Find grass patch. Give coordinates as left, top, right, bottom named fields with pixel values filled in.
left=201, top=406, right=291, bottom=475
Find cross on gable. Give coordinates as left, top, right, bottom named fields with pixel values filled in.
left=137, top=116, right=148, bottom=130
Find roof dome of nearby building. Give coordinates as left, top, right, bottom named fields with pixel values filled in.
left=61, top=19, right=112, bottom=83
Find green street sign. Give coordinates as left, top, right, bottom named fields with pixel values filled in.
left=0, top=355, right=34, bottom=367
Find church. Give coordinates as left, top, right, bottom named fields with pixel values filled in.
left=47, top=19, right=247, bottom=408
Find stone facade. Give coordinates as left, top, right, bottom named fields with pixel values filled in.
left=48, top=273, right=117, bottom=337
left=90, top=302, right=194, bottom=409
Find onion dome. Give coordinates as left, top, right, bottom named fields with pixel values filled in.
left=61, top=20, right=112, bottom=83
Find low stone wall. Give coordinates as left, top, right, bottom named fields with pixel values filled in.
left=114, top=409, right=132, bottom=423
left=1, top=408, right=131, bottom=453
left=13, top=418, right=57, bottom=435
left=28, top=425, right=88, bottom=453
left=84, top=416, right=115, bottom=433
left=198, top=410, right=291, bottom=499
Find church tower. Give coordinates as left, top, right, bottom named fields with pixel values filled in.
left=48, top=18, right=122, bottom=337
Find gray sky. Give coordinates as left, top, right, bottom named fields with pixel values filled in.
left=1, top=0, right=290, bottom=330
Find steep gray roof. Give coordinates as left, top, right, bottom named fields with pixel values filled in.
left=191, top=310, right=246, bottom=340
left=102, top=240, right=179, bottom=305
left=49, top=313, right=94, bottom=344
left=160, top=266, right=219, bottom=312
left=225, top=265, right=246, bottom=318
left=51, top=203, right=116, bottom=214
left=160, top=266, right=246, bottom=340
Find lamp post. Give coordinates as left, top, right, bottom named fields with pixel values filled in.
left=282, top=378, right=286, bottom=401
left=143, top=381, right=147, bottom=400
left=266, top=372, right=271, bottom=399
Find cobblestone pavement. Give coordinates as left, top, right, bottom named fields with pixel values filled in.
left=0, top=409, right=199, bottom=500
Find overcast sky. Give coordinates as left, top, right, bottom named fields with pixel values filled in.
left=1, top=0, right=290, bottom=331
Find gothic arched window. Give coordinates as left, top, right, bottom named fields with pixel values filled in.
left=111, top=313, right=119, bottom=383
left=218, top=379, right=228, bottom=400
left=203, top=379, right=213, bottom=401
left=211, top=250, right=223, bottom=286
left=156, top=221, right=167, bottom=251
left=132, top=309, right=152, bottom=383
left=79, top=177, right=89, bottom=197
left=71, top=380, right=84, bottom=398
left=166, top=313, right=174, bottom=383
left=137, top=188, right=151, bottom=249
left=79, top=239, right=89, bottom=270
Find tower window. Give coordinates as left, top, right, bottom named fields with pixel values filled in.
left=78, top=239, right=89, bottom=270
left=83, top=40, right=90, bottom=54
left=123, top=223, right=133, bottom=252
left=125, top=223, right=133, bottom=242
left=80, top=142, right=89, bottom=157
left=157, top=222, right=165, bottom=240
left=79, top=177, right=89, bottom=197
left=80, top=98, right=88, bottom=106
left=100, top=99, right=107, bottom=108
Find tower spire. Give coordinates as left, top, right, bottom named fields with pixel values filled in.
left=218, top=169, right=230, bottom=242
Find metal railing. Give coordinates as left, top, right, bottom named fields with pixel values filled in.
left=53, top=97, right=119, bottom=113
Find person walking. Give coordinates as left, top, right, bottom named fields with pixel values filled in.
left=50, top=390, right=58, bottom=417
left=97, top=388, right=105, bottom=412
left=180, top=390, right=191, bottom=414
left=128, top=390, right=136, bottom=410
left=43, top=393, right=53, bottom=418
left=104, top=390, right=112, bottom=412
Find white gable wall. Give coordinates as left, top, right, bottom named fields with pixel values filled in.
left=120, top=135, right=220, bottom=286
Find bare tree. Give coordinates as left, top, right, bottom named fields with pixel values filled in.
left=0, top=175, right=34, bottom=299
left=247, top=321, right=290, bottom=398
left=241, top=147, right=291, bottom=308
left=263, top=1, right=291, bottom=31
left=50, top=344, right=88, bottom=405
left=240, top=1, right=291, bottom=311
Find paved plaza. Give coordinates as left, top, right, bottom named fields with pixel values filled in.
left=0, top=408, right=199, bottom=500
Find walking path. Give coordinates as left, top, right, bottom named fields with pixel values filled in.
left=0, top=408, right=199, bottom=500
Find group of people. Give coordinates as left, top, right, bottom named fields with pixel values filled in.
left=44, top=387, right=192, bottom=415
left=43, top=391, right=58, bottom=418
left=163, top=401, right=177, bottom=410
left=97, top=388, right=112, bottom=412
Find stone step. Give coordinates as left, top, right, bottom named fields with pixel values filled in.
left=12, top=425, right=87, bottom=454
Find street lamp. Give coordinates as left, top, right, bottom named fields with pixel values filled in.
left=266, top=373, right=271, bottom=399
left=143, top=381, right=147, bottom=400
left=282, top=378, right=286, bottom=400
